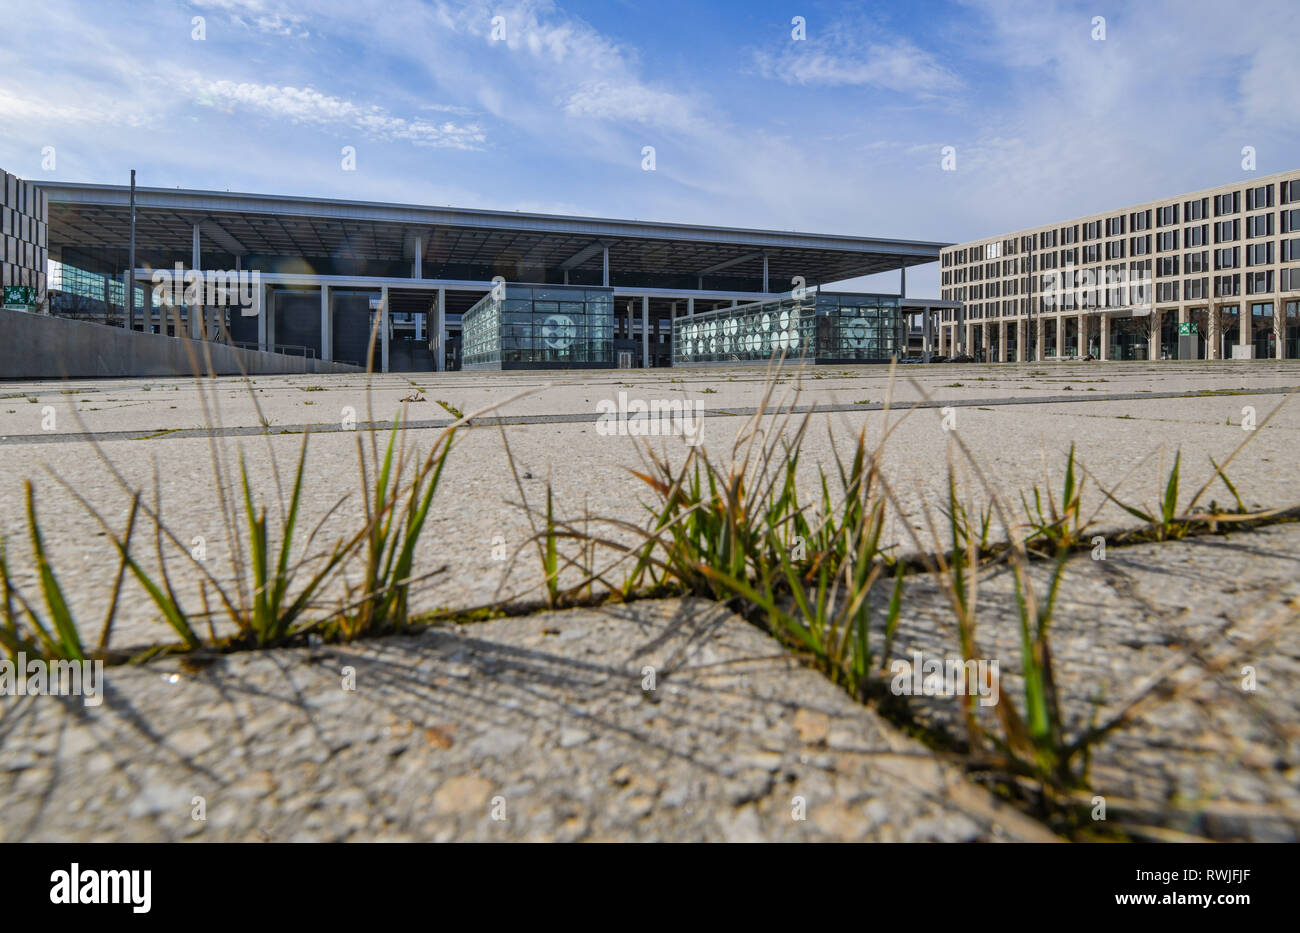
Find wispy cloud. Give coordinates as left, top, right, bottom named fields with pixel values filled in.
left=190, top=0, right=310, bottom=37
left=563, top=81, right=704, bottom=132
left=754, top=28, right=961, bottom=96
left=192, top=80, right=486, bottom=149
left=421, top=0, right=714, bottom=137
left=2, top=0, right=1297, bottom=300
left=0, top=85, right=134, bottom=127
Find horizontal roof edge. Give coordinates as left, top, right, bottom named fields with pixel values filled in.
left=37, top=181, right=951, bottom=254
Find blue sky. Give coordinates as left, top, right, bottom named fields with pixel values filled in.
left=2, top=0, right=1297, bottom=294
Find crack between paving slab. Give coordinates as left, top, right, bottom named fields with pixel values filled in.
left=3, top=384, right=1297, bottom=446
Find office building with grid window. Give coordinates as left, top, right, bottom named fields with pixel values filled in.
left=938, top=169, right=1300, bottom=362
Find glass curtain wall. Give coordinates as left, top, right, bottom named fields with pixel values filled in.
left=461, top=284, right=614, bottom=369
left=1287, top=301, right=1300, bottom=359
left=1108, top=314, right=1148, bottom=360
left=1219, top=305, right=1241, bottom=358
left=1062, top=317, right=1078, bottom=358
left=1251, top=302, right=1275, bottom=359
left=1187, top=308, right=1209, bottom=359
left=47, top=261, right=152, bottom=325
left=672, top=291, right=903, bottom=365
left=673, top=293, right=814, bottom=364
left=1159, top=311, right=1179, bottom=359
left=817, top=292, right=904, bottom=361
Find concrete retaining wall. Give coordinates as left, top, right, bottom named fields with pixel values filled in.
left=0, top=308, right=362, bottom=379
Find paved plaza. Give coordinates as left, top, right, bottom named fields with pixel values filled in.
left=1, top=360, right=1297, bottom=841
left=0, top=360, right=1296, bottom=648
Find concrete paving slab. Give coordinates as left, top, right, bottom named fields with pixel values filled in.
left=2, top=359, right=1298, bottom=437
left=0, top=598, right=1051, bottom=842
left=0, top=362, right=1295, bottom=650
left=875, top=522, right=1300, bottom=841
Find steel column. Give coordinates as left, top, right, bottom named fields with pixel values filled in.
left=381, top=286, right=390, bottom=373
left=191, top=224, right=202, bottom=339
left=320, top=284, right=331, bottom=361
left=436, top=288, right=446, bottom=371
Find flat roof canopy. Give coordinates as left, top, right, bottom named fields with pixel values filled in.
left=39, top=182, right=948, bottom=291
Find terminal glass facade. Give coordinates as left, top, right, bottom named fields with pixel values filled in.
left=672, top=291, right=904, bottom=365
left=461, top=283, right=615, bottom=369
left=48, top=260, right=152, bottom=319
left=816, top=292, right=904, bottom=362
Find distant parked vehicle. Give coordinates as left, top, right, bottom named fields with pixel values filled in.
left=926, top=355, right=949, bottom=363
left=899, top=356, right=924, bottom=364
left=948, top=353, right=974, bottom=363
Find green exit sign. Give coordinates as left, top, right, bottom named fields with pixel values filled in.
left=3, top=285, right=35, bottom=307
left=1178, top=322, right=1196, bottom=335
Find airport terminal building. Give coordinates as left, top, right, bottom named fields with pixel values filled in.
left=938, top=169, right=1300, bottom=362
left=22, top=167, right=1298, bottom=373
left=9, top=174, right=947, bottom=372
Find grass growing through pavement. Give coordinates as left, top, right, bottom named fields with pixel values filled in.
left=612, top=410, right=900, bottom=691
left=0, top=349, right=1292, bottom=833
left=506, top=365, right=1292, bottom=823
left=333, top=413, right=456, bottom=640
left=503, top=371, right=1076, bottom=785
left=435, top=399, right=465, bottom=419
left=0, top=333, right=497, bottom=658
left=1018, top=444, right=1084, bottom=553
left=236, top=437, right=348, bottom=644
left=0, top=484, right=96, bottom=661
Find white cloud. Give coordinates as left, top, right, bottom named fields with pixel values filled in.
left=563, top=81, right=700, bottom=131
left=1238, top=39, right=1300, bottom=125
left=190, top=0, right=310, bottom=37
left=920, top=0, right=1300, bottom=237
left=419, top=0, right=714, bottom=136
left=754, top=19, right=961, bottom=97
left=2, top=0, right=1296, bottom=292
left=192, top=80, right=486, bottom=149
left=758, top=40, right=962, bottom=95
left=0, top=85, right=134, bottom=127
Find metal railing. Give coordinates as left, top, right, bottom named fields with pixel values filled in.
left=232, top=341, right=318, bottom=360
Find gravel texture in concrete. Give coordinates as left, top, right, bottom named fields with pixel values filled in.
left=0, top=362, right=1296, bottom=650
left=0, top=598, right=1050, bottom=842
left=2, top=521, right=1295, bottom=842
left=876, top=522, right=1300, bottom=842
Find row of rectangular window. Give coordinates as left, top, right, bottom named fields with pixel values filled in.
left=941, top=180, right=1300, bottom=267
left=942, top=300, right=1300, bottom=326
left=943, top=235, right=1300, bottom=286
left=947, top=247, right=1300, bottom=293
left=943, top=210, right=1300, bottom=279
left=942, top=264, right=1300, bottom=304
